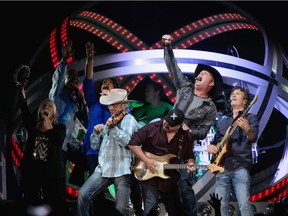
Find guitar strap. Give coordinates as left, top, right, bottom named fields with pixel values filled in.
left=233, top=111, right=246, bottom=144
left=238, top=113, right=250, bottom=143
left=177, top=134, right=184, bottom=160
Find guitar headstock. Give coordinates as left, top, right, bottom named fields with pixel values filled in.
left=248, top=95, right=258, bottom=109
left=207, top=164, right=225, bottom=173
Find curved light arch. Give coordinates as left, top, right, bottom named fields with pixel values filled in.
left=49, top=11, right=260, bottom=70
left=16, top=48, right=288, bottom=200
left=73, top=11, right=150, bottom=50
left=49, top=17, right=73, bottom=68
left=71, top=12, right=259, bottom=50
left=69, top=19, right=135, bottom=52
left=11, top=2, right=287, bottom=201
left=69, top=49, right=287, bottom=137
left=150, top=13, right=258, bottom=49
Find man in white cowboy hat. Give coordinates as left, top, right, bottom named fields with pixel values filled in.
left=162, top=34, right=224, bottom=216
left=76, top=88, right=139, bottom=216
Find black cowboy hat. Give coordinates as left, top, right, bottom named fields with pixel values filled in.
left=195, top=64, right=223, bottom=98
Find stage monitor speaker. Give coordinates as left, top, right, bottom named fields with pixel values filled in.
left=196, top=201, right=271, bottom=216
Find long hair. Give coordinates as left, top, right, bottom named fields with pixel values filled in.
left=37, top=98, right=58, bottom=125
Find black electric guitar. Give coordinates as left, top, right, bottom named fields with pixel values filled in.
left=134, top=152, right=224, bottom=181
left=210, top=95, right=259, bottom=172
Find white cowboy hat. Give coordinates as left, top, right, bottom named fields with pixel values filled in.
left=100, top=88, right=136, bottom=105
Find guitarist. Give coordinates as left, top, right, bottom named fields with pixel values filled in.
left=207, top=86, right=259, bottom=216
left=128, top=108, right=196, bottom=216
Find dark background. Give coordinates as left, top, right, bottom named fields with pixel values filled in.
left=0, top=1, right=287, bottom=205
left=1, top=1, right=288, bottom=121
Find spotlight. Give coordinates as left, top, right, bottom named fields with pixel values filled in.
left=198, top=203, right=212, bottom=216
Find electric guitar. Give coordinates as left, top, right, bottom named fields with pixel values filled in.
left=211, top=95, right=259, bottom=172
left=133, top=152, right=224, bottom=181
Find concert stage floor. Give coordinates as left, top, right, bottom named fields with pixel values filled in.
left=1, top=198, right=272, bottom=216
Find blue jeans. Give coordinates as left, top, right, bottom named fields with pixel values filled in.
left=215, top=167, right=253, bottom=216
left=141, top=183, right=183, bottom=216
left=130, top=175, right=143, bottom=212
left=76, top=172, right=131, bottom=216
left=141, top=183, right=159, bottom=215
left=179, top=169, right=197, bottom=216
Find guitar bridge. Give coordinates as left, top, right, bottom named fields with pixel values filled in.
left=135, top=169, right=146, bottom=180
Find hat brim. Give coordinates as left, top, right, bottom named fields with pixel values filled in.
left=195, top=64, right=223, bottom=97
left=100, top=98, right=137, bottom=105
left=163, top=108, right=184, bottom=127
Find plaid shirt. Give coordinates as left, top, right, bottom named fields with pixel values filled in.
left=90, top=114, right=139, bottom=177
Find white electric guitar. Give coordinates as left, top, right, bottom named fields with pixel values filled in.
left=134, top=152, right=224, bottom=181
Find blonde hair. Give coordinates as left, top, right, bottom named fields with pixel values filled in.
left=37, top=98, right=58, bottom=125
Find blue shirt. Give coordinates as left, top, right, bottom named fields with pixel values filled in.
left=212, top=113, right=259, bottom=170
left=82, top=78, right=110, bottom=156
left=90, top=114, right=139, bottom=177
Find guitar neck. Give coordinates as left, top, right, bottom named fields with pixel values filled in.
left=218, top=124, right=238, bottom=148
left=164, top=164, right=207, bottom=170
left=217, top=95, right=259, bottom=150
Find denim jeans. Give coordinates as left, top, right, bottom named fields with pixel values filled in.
left=141, top=183, right=183, bottom=216
left=179, top=169, right=197, bottom=216
left=215, top=167, right=253, bottom=216
left=76, top=172, right=131, bottom=216
left=130, top=175, right=143, bottom=212
left=141, top=183, right=159, bottom=215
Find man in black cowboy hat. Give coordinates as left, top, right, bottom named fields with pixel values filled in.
left=162, top=34, right=223, bottom=216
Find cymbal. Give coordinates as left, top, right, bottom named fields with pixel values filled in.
left=127, top=101, right=144, bottom=108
